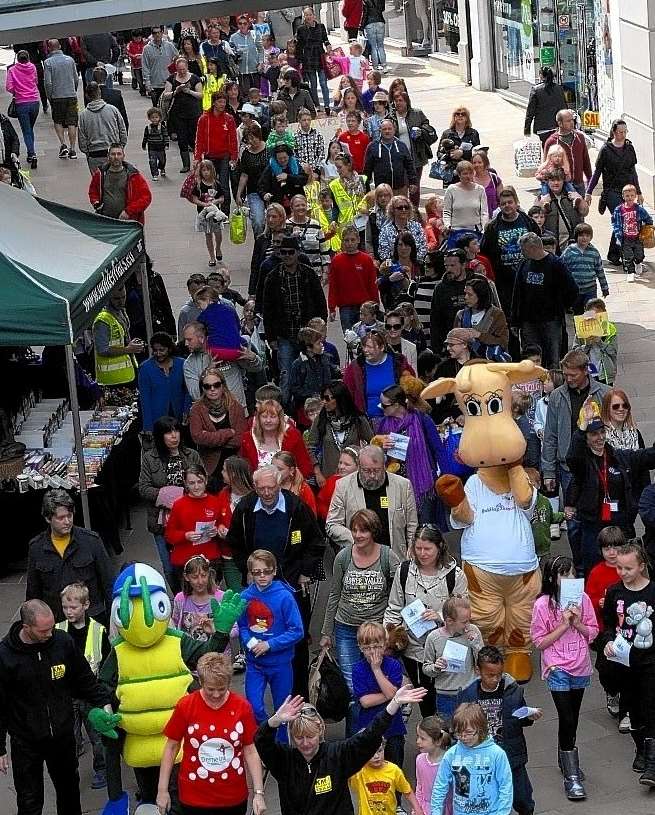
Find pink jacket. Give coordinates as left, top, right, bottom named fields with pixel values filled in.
left=530, top=592, right=598, bottom=680
left=6, top=62, right=39, bottom=104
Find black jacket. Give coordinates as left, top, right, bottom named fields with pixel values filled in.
left=523, top=82, right=568, bottom=136
left=437, top=126, right=480, bottom=165
left=566, top=430, right=655, bottom=524
left=389, top=107, right=437, bottom=168
left=257, top=164, right=309, bottom=208
left=26, top=525, right=114, bottom=622
left=226, top=489, right=324, bottom=587
left=510, top=252, right=578, bottom=326
left=100, top=85, right=129, bottom=133
left=276, top=87, right=316, bottom=123
left=255, top=709, right=392, bottom=815
left=456, top=674, right=533, bottom=768
left=362, top=0, right=386, bottom=26
left=0, top=622, right=110, bottom=752
left=289, top=352, right=340, bottom=410
left=592, top=140, right=640, bottom=197
left=363, top=137, right=417, bottom=190
left=429, top=275, right=467, bottom=351
left=262, top=262, right=327, bottom=342
left=295, top=22, right=330, bottom=71
left=81, top=33, right=119, bottom=66
left=0, top=113, right=20, bottom=168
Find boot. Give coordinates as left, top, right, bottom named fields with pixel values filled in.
left=558, top=747, right=584, bottom=781
left=560, top=748, right=586, bottom=800
left=639, top=738, right=655, bottom=786
left=180, top=150, right=191, bottom=173
left=632, top=729, right=645, bottom=773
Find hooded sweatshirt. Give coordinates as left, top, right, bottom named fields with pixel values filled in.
left=6, top=61, right=40, bottom=104
left=238, top=579, right=304, bottom=667
left=78, top=99, right=127, bottom=155
left=0, top=621, right=110, bottom=753
left=431, top=736, right=513, bottom=815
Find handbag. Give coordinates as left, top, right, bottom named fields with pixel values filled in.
left=639, top=223, right=655, bottom=249
left=7, top=98, right=17, bottom=118
left=429, top=160, right=455, bottom=185
left=320, top=46, right=344, bottom=80
left=513, top=137, right=542, bottom=177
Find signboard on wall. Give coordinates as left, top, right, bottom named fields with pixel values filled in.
left=540, top=46, right=556, bottom=65
left=582, top=110, right=600, bottom=128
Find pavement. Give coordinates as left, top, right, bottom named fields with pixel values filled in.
left=2, top=41, right=655, bottom=815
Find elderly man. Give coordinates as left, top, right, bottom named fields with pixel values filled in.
left=182, top=320, right=262, bottom=407
left=26, top=490, right=114, bottom=625
left=0, top=599, right=115, bottom=815
left=511, top=232, right=578, bottom=369
left=543, top=109, right=593, bottom=196
left=226, top=465, right=324, bottom=696
left=326, top=445, right=418, bottom=558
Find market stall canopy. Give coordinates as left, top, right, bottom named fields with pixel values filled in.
left=0, top=183, right=145, bottom=346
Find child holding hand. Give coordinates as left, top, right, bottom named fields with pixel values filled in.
left=350, top=738, right=423, bottom=815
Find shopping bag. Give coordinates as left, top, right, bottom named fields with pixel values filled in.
left=308, top=648, right=351, bottom=722
left=513, top=137, right=542, bottom=177
left=429, top=160, right=455, bottom=185
left=321, top=47, right=344, bottom=80
left=229, top=207, right=247, bottom=245
left=437, top=424, right=475, bottom=480
left=639, top=223, right=655, bottom=249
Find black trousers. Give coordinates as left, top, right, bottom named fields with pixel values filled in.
left=402, top=655, right=436, bottom=717
left=292, top=588, right=311, bottom=698
left=11, top=734, right=81, bottom=815
left=175, top=115, right=199, bottom=159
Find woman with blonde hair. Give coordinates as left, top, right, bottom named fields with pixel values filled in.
left=240, top=399, right=314, bottom=477
left=601, top=388, right=644, bottom=451
left=272, top=450, right=317, bottom=514
left=436, top=106, right=481, bottom=188
left=442, top=160, right=488, bottom=247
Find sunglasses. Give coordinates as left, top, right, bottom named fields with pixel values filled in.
left=250, top=568, right=275, bottom=576
left=611, top=402, right=630, bottom=409
left=395, top=205, right=410, bottom=211
left=378, top=401, right=393, bottom=410
left=278, top=248, right=297, bottom=256
left=300, top=703, right=320, bottom=718
left=202, top=381, right=223, bottom=391
left=385, top=322, right=402, bottom=330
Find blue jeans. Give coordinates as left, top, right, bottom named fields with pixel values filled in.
left=153, top=534, right=179, bottom=593
left=15, top=101, right=39, bottom=157
left=245, top=658, right=293, bottom=742
left=209, top=156, right=232, bottom=216
left=436, top=692, right=458, bottom=723
left=365, top=23, right=387, bottom=68
left=546, top=668, right=591, bottom=692
left=276, top=338, right=300, bottom=410
left=558, top=467, right=582, bottom=575
left=334, top=621, right=361, bottom=736
left=246, top=192, right=266, bottom=238
left=339, top=304, right=360, bottom=332
left=306, top=68, right=331, bottom=109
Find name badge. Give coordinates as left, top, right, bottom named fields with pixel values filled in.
left=314, top=776, right=332, bottom=794
left=609, top=501, right=618, bottom=512
left=291, top=529, right=302, bottom=545
left=380, top=496, right=389, bottom=509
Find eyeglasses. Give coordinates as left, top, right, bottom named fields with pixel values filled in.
left=395, top=205, right=410, bottom=211
left=278, top=248, right=297, bottom=256
left=361, top=466, right=384, bottom=475
left=454, top=112, right=466, bottom=117
left=250, top=568, right=275, bottom=576
left=385, top=322, right=402, bottom=330
left=611, top=402, right=629, bottom=409
left=202, top=381, right=223, bottom=391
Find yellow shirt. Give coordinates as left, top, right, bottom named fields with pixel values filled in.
left=349, top=761, right=411, bottom=815
left=51, top=533, right=71, bottom=558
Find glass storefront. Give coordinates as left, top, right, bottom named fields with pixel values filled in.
left=491, top=0, right=539, bottom=98
left=383, top=0, right=460, bottom=56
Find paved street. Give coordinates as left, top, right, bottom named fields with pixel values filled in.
left=2, top=40, right=655, bottom=815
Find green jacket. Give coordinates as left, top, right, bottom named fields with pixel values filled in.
left=531, top=494, right=564, bottom=558
left=578, top=320, right=618, bottom=385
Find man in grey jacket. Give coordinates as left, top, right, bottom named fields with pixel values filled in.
left=43, top=39, right=79, bottom=160
left=78, top=82, right=127, bottom=173
left=142, top=26, right=178, bottom=107
left=542, top=347, right=610, bottom=574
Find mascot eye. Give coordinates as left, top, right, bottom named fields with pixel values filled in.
left=487, top=396, right=503, bottom=415
left=112, top=597, right=132, bottom=629
left=465, top=398, right=482, bottom=417
left=151, top=591, right=171, bottom=621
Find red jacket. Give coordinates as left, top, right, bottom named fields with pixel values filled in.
left=338, top=130, right=371, bottom=174
left=328, top=250, right=378, bottom=311
left=194, top=111, right=238, bottom=163
left=316, top=473, right=340, bottom=520
left=543, top=130, right=592, bottom=186
left=88, top=161, right=152, bottom=225
left=585, top=560, right=620, bottom=631
left=126, top=40, right=145, bottom=68
left=240, top=425, right=314, bottom=479
left=342, top=0, right=363, bottom=29
left=164, top=493, right=223, bottom=566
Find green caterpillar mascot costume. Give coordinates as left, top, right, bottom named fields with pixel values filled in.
left=89, top=563, right=245, bottom=815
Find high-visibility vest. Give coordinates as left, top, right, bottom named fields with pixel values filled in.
left=93, top=309, right=136, bottom=386
left=56, top=617, right=105, bottom=675
left=329, top=175, right=367, bottom=233
left=200, top=65, right=226, bottom=111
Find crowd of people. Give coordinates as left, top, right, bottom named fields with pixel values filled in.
left=2, top=12, right=655, bottom=815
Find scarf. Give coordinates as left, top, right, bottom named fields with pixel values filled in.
left=328, top=413, right=354, bottom=434
left=605, top=423, right=640, bottom=451
left=205, top=398, right=227, bottom=420
left=270, top=154, right=300, bottom=177
left=378, top=410, right=435, bottom=501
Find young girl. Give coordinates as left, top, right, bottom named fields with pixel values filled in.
left=367, top=92, right=389, bottom=141
left=431, top=703, right=513, bottom=815
left=424, top=195, right=445, bottom=252
left=214, top=456, right=254, bottom=592
left=283, top=38, right=302, bottom=73
left=601, top=542, right=655, bottom=785
left=338, top=111, right=371, bottom=174
left=333, top=41, right=369, bottom=92
left=183, top=160, right=226, bottom=266
left=398, top=302, right=427, bottom=352
left=333, top=83, right=365, bottom=134
left=195, top=285, right=243, bottom=362
left=260, top=33, right=279, bottom=96
left=533, top=368, right=564, bottom=440
left=171, top=555, right=236, bottom=645
left=320, top=140, right=345, bottom=183
left=536, top=144, right=579, bottom=205
left=530, top=555, right=598, bottom=801
left=415, top=716, right=452, bottom=815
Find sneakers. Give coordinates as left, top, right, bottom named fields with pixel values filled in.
left=59, top=144, right=69, bottom=159
left=160, top=170, right=166, bottom=177
left=619, top=714, right=631, bottom=733
left=606, top=693, right=620, bottom=718
left=382, top=65, right=390, bottom=74
left=68, top=149, right=78, bottom=160
left=91, top=770, right=107, bottom=789
left=549, top=522, right=561, bottom=541
left=151, top=175, right=159, bottom=182
left=233, top=653, right=246, bottom=673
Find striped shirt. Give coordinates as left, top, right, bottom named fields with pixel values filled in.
left=413, top=278, right=439, bottom=337
left=286, top=218, right=330, bottom=277
left=561, top=242, right=608, bottom=294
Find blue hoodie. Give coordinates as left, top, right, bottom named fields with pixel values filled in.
left=431, top=736, right=513, bottom=815
left=238, top=579, right=304, bottom=667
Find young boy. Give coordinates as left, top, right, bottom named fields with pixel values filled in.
left=611, top=183, right=653, bottom=280
left=561, top=223, right=609, bottom=314
left=195, top=285, right=244, bottom=361
left=352, top=622, right=406, bottom=767
left=307, top=316, right=341, bottom=367
left=56, top=583, right=111, bottom=789
left=362, top=70, right=386, bottom=114
left=238, top=550, right=303, bottom=740
left=455, top=232, right=494, bottom=280
left=266, top=113, right=295, bottom=154
left=350, top=737, right=424, bottom=815
left=456, top=647, right=541, bottom=815
left=524, top=467, right=565, bottom=558
left=575, top=297, right=618, bottom=385
left=338, top=112, right=371, bottom=173
left=423, top=597, right=484, bottom=722
left=141, top=107, right=169, bottom=181
left=527, top=204, right=546, bottom=232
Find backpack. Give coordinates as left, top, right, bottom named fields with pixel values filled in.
left=398, top=559, right=457, bottom=596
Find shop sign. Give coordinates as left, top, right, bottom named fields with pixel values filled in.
left=558, top=14, right=570, bottom=28
left=582, top=110, right=600, bottom=128
left=540, top=46, right=556, bottom=66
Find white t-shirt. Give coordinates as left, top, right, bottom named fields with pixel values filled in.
left=470, top=309, right=485, bottom=326
left=450, top=474, right=538, bottom=575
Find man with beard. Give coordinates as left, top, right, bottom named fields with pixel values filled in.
left=326, top=445, right=418, bottom=558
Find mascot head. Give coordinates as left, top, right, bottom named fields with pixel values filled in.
left=111, top=563, right=172, bottom=648
left=422, top=359, right=546, bottom=468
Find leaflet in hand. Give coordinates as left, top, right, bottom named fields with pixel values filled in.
left=195, top=521, right=217, bottom=544
left=607, top=633, right=632, bottom=667
left=512, top=706, right=540, bottom=719
left=401, top=599, right=437, bottom=639
left=387, top=432, right=409, bottom=462
left=559, top=578, right=584, bottom=609
left=441, top=639, right=468, bottom=673
left=460, top=142, right=473, bottom=152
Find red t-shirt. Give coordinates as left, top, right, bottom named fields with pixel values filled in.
left=339, top=130, right=372, bottom=174
left=164, top=690, right=257, bottom=808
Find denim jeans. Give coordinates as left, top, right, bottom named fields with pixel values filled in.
left=246, top=192, right=266, bottom=238
left=15, top=101, right=39, bottom=157
left=306, top=68, right=331, bottom=109
left=365, top=23, right=387, bottom=68
left=276, top=337, right=300, bottom=410
left=148, top=148, right=166, bottom=177
left=339, top=304, right=360, bottom=332
left=519, top=319, right=563, bottom=370
left=209, top=155, right=232, bottom=216
left=558, top=467, right=582, bottom=576
left=334, top=621, right=361, bottom=736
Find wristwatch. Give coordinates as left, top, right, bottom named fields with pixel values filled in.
left=254, top=790, right=265, bottom=795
